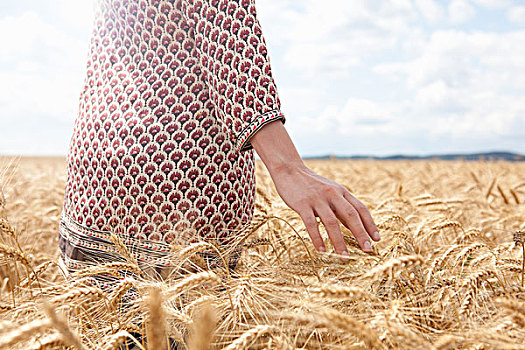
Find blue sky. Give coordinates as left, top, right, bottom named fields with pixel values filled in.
left=1, top=0, right=524, bottom=156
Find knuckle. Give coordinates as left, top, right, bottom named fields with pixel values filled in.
left=296, top=198, right=311, bottom=208
left=324, top=217, right=339, bottom=227
left=303, top=217, right=318, bottom=227
left=354, top=202, right=368, bottom=212
left=346, top=208, right=359, bottom=220
left=342, top=185, right=353, bottom=195
left=304, top=193, right=319, bottom=204
left=324, top=186, right=338, bottom=196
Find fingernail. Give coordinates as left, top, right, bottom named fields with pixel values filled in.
left=373, top=231, right=381, bottom=241
left=341, top=250, right=350, bottom=262
left=364, top=241, right=372, bottom=252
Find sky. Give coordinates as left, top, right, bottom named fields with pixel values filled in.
left=0, top=0, right=524, bottom=157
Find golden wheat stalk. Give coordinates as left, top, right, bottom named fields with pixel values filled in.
left=426, top=245, right=460, bottom=283
left=0, top=242, right=32, bottom=266
left=171, top=241, right=213, bottom=263
left=20, top=260, right=56, bottom=288
left=321, top=308, right=382, bottom=349
left=0, top=217, right=17, bottom=239
left=282, top=308, right=381, bottom=349
left=187, top=301, right=217, bottom=350
left=30, top=333, right=64, bottom=350
left=109, top=278, right=135, bottom=310
left=110, top=233, right=139, bottom=267
left=50, top=286, right=105, bottom=304
left=101, top=330, right=133, bottom=350
left=509, top=188, right=520, bottom=204
left=497, top=184, right=510, bottom=204
left=363, top=255, right=423, bottom=280
left=224, top=325, right=275, bottom=350
left=308, top=284, right=376, bottom=301
left=164, top=271, right=221, bottom=298
left=145, top=286, right=167, bottom=350
left=72, top=262, right=143, bottom=279
left=485, top=177, right=496, bottom=198
left=43, top=301, right=85, bottom=350
left=0, top=319, right=50, bottom=348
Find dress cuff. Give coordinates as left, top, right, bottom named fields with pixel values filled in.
left=235, top=109, right=286, bottom=152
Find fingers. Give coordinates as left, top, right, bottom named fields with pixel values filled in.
left=292, top=182, right=379, bottom=259
left=314, top=205, right=349, bottom=260
left=298, top=210, right=326, bottom=254
left=330, top=196, right=373, bottom=252
left=342, top=191, right=380, bottom=241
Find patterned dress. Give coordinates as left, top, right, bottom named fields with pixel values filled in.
left=58, top=0, right=285, bottom=280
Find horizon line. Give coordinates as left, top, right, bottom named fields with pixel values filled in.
left=1, top=150, right=524, bottom=159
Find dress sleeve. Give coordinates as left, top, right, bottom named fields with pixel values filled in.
left=184, top=0, right=286, bottom=152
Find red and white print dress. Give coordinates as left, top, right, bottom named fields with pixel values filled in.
left=58, top=0, right=285, bottom=278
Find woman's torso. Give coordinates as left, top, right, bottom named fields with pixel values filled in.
left=62, top=0, right=256, bottom=250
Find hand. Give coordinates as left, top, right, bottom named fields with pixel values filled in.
left=269, top=163, right=380, bottom=259
left=248, top=118, right=379, bottom=261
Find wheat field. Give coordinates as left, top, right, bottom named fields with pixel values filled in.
left=0, top=156, right=524, bottom=349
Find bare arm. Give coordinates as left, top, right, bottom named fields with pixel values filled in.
left=183, top=0, right=379, bottom=258
left=250, top=119, right=380, bottom=261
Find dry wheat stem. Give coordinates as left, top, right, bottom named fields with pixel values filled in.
left=363, top=255, right=423, bottom=280
left=164, top=271, right=221, bottom=299
left=50, top=286, right=106, bottom=304
left=0, top=319, right=50, bottom=348
left=102, top=330, right=133, bottom=350
left=43, top=301, right=85, bottom=350
left=187, top=301, right=216, bottom=350
left=308, top=284, right=379, bottom=302
left=0, top=242, right=32, bottom=266
left=110, top=233, right=139, bottom=267
left=145, top=286, right=167, bottom=350
left=30, top=333, right=64, bottom=350
left=223, top=325, right=276, bottom=350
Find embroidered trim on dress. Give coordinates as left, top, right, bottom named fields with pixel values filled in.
left=58, top=211, right=244, bottom=277
left=236, top=109, right=286, bottom=152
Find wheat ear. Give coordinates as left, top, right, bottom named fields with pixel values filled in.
left=224, top=325, right=275, bottom=350
left=0, top=319, right=50, bottom=348
left=43, top=301, right=85, bottom=350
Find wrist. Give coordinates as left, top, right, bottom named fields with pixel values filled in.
left=265, top=157, right=306, bottom=177
left=250, top=117, right=306, bottom=175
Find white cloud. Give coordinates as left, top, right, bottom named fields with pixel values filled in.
left=334, top=98, right=394, bottom=132
left=470, top=0, right=512, bottom=8
left=369, top=29, right=525, bottom=139
left=375, top=30, right=525, bottom=89
left=313, top=83, right=525, bottom=144
left=414, top=0, right=445, bottom=23
left=0, top=9, right=94, bottom=154
left=448, top=0, right=475, bottom=24
left=278, top=86, right=325, bottom=128
left=257, top=0, right=419, bottom=77
left=54, top=0, right=95, bottom=32
left=0, top=11, right=90, bottom=122
left=508, top=6, right=525, bottom=25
